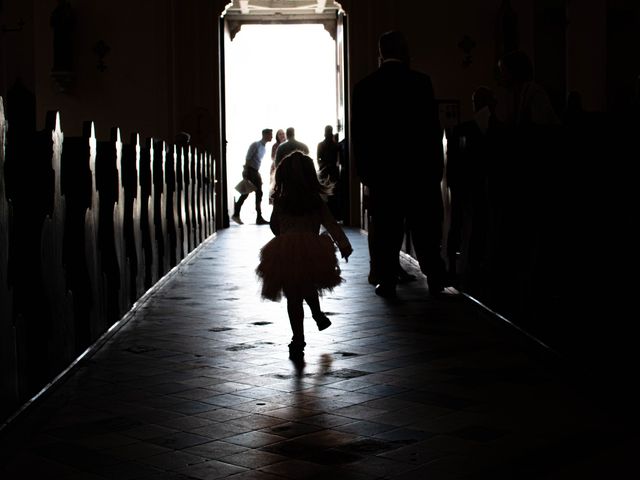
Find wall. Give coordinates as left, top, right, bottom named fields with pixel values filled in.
left=33, top=0, right=170, bottom=141
left=567, top=0, right=606, bottom=112
left=606, top=0, right=640, bottom=113
left=0, top=0, right=36, bottom=96
left=28, top=0, right=223, bottom=150
left=29, top=0, right=226, bottom=225
left=170, top=0, right=220, bottom=152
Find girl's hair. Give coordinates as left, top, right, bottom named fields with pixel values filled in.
left=273, top=151, right=331, bottom=215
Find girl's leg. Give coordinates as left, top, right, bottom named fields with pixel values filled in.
left=284, top=290, right=305, bottom=347
left=305, top=291, right=331, bottom=331
left=304, top=291, right=321, bottom=316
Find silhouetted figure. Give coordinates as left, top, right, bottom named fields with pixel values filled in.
left=271, top=128, right=286, bottom=163
left=316, top=125, right=341, bottom=219
left=498, top=50, right=560, bottom=128
left=273, top=127, right=309, bottom=169
left=365, top=223, right=418, bottom=286
left=494, top=50, right=561, bottom=314
left=446, top=87, right=499, bottom=291
left=269, top=128, right=285, bottom=203
left=352, top=30, right=448, bottom=298
left=232, top=128, right=272, bottom=225
left=256, top=152, right=352, bottom=360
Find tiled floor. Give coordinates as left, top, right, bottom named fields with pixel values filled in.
left=0, top=224, right=636, bottom=479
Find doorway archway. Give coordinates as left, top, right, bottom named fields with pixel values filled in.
left=216, top=1, right=350, bottom=227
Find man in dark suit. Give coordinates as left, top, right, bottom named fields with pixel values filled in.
left=352, top=30, right=447, bottom=298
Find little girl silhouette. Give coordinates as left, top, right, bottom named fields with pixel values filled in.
left=256, top=151, right=353, bottom=359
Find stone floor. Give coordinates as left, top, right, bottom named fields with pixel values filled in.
left=0, top=224, right=636, bottom=479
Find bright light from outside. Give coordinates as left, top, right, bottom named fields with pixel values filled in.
left=225, top=24, right=337, bottom=219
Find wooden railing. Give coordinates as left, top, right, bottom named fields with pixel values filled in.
left=0, top=98, right=216, bottom=425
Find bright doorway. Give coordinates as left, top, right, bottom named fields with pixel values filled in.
left=224, top=24, right=338, bottom=222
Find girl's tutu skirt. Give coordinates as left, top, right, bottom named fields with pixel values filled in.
left=256, top=232, right=343, bottom=301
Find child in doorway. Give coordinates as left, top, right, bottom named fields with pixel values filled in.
left=256, top=151, right=353, bottom=359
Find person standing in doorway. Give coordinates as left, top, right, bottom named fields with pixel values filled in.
left=269, top=128, right=286, bottom=203
left=274, top=127, right=309, bottom=169
left=271, top=128, right=286, bottom=165
left=232, top=128, right=272, bottom=225
left=317, top=125, right=341, bottom=219
left=352, top=30, right=449, bottom=299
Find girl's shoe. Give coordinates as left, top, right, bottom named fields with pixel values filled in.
left=288, top=341, right=306, bottom=359
left=312, top=312, right=332, bottom=331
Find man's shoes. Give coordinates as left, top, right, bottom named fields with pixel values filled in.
left=375, top=283, right=397, bottom=299
left=231, top=214, right=243, bottom=225
left=371, top=268, right=416, bottom=285
left=312, top=312, right=332, bottom=331
left=256, top=216, right=269, bottom=225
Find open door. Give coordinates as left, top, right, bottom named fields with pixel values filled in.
left=335, top=9, right=355, bottom=226
left=219, top=1, right=348, bottom=227
left=218, top=16, right=230, bottom=228
left=335, top=10, right=347, bottom=141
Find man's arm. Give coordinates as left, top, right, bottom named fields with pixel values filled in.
left=245, top=142, right=258, bottom=163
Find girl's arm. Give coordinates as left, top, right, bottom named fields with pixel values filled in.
left=319, top=203, right=352, bottom=261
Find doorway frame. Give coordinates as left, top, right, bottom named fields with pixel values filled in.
left=215, top=5, right=353, bottom=229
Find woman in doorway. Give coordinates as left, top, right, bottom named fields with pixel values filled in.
left=269, top=128, right=286, bottom=203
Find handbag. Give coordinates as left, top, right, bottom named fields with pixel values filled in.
left=235, top=178, right=256, bottom=195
